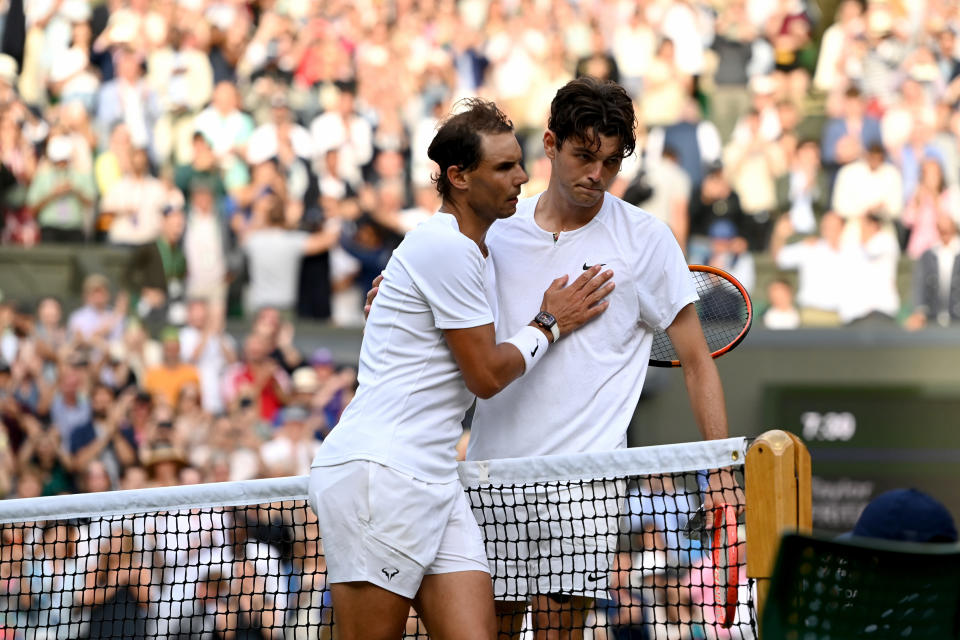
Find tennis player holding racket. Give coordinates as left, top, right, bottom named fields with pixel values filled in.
left=308, top=101, right=613, bottom=640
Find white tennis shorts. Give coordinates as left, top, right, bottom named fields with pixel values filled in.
left=308, top=461, right=490, bottom=599
left=469, top=479, right=625, bottom=601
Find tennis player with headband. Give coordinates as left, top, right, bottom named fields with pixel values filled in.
left=308, top=100, right=614, bottom=640
left=364, top=78, right=743, bottom=639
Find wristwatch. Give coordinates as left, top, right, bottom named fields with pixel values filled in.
left=533, top=311, right=560, bottom=343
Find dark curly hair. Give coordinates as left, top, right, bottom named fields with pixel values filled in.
left=428, top=99, right=515, bottom=200
left=548, top=77, right=637, bottom=159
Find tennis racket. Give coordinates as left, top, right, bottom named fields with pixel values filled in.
left=684, top=502, right=740, bottom=628
left=711, top=503, right=739, bottom=628
left=649, top=265, right=753, bottom=367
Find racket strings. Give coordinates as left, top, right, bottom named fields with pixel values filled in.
left=650, top=269, right=751, bottom=365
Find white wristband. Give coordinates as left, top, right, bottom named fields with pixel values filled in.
left=504, top=325, right=550, bottom=374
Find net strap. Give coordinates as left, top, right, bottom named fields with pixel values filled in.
left=0, top=437, right=747, bottom=523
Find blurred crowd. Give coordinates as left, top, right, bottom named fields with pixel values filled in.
left=0, top=0, right=960, bottom=496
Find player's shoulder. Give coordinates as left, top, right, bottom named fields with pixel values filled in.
left=599, top=193, right=675, bottom=243
left=394, top=213, right=482, bottom=268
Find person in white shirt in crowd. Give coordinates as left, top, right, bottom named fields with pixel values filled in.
left=310, top=99, right=613, bottom=640
left=67, top=273, right=127, bottom=345
left=840, top=211, right=901, bottom=325
left=771, top=211, right=850, bottom=327
left=905, top=209, right=960, bottom=330
left=310, top=83, right=373, bottom=194
left=100, top=147, right=167, bottom=246
left=762, top=278, right=801, bottom=330
left=192, top=81, right=254, bottom=169
left=178, top=298, right=236, bottom=416
left=831, top=143, right=903, bottom=246
left=241, top=192, right=340, bottom=316
left=182, top=177, right=229, bottom=307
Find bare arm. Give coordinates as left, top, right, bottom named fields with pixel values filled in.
left=666, top=304, right=743, bottom=516
left=666, top=304, right=728, bottom=442
left=445, top=267, right=614, bottom=399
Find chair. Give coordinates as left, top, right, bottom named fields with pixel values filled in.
left=761, top=533, right=960, bottom=639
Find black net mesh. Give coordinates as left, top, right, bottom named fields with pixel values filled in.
left=763, top=534, right=960, bottom=640
left=0, top=467, right=753, bottom=639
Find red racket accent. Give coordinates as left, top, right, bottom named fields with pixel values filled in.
left=650, top=265, right=753, bottom=367
left=712, top=503, right=739, bottom=628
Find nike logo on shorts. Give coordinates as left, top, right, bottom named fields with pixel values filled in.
left=583, top=262, right=607, bottom=270
left=531, top=342, right=539, bottom=357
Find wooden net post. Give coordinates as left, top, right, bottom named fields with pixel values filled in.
left=746, top=430, right=812, bottom=637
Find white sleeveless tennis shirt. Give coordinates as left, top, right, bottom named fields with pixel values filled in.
left=467, top=193, right=696, bottom=461
left=312, top=213, right=496, bottom=483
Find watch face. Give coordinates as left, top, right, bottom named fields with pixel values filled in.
left=535, top=311, right=556, bottom=327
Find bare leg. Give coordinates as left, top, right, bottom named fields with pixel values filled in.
left=494, top=599, right=529, bottom=639
left=529, top=594, right=594, bottom=640
left=329, top=581, right=411, bottom=640
left=413, top=570, right=497, bottom=640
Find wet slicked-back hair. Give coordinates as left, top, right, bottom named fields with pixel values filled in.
left=428, top=99, right=515, bottom=199
left=548, top=77, right=637, bottom=158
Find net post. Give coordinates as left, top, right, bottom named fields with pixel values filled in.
left=745, top=429, right=811, bottom=637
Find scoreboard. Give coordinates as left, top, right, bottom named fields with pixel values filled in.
left=763, top=385, right=960, bottom=534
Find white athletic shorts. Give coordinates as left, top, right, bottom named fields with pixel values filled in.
left=469, top=479, right=625, bottom=601
left=308, top=461, right=490, bottom=599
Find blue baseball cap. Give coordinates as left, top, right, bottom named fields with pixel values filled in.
left=853, top=489, right=958, bottom=543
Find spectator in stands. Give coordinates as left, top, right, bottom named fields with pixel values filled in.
left=223, top=332, right=289, bottom=422
left=763, top=278, right=802, bottom=330
left=688, top=163, right=747, bottom=264
left=93, top=123, right=132, bottom=219
left=776, top=139, right=829, bottom=236
left=241, top=192, right=340, bottom=316
left=706, top=219, right=756, bottom=294
left=100, top=146, right=167, bottom=246
left=309, top=83, right=373, bottom=194
left=710, top=0, right=756, bottom=143
left=143, top=328, right=200, bottom=410
left=179, top=298, right=235, bottom=416
left=771, top=212, right=849, bottom=327
left=173, top=132, right=226, bottom=205
left=640, top=39, right=690, bottom=129
left=67, top=274, right=126, bottom=345
left=902, top=157, right=960, bottom=260
left=183, top=178, right=229, bottom=307
left=251, top=306, right=303, bottom=375
left=16, top=414, right=75, bottom=496
left=832, top=143, right=903, bottom=244
left=27, top=135, right=96, bottom=243
left=192, top=80, right=253, bottom=179
left=147, top=25, right=215, bottom=167
left=70, top=384, right=136, bottom=488
left=0, top=103, right=39, bottom=246
left=259, top=405, right=321, bottom=477
left=841, top=212, right=901, bottom=325
left=95, top=46, right=160, bottom=158
left=821, top=87, right=883, bottom=175
left=634, top=147, right=691, bottom=250
left=813, top=0, right=865, bottom=93
left=723, top=109, right=787, bottom=251
left=905, top=210, right=960, bottom=330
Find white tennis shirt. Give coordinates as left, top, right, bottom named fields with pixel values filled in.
left=467, top=193, right=696, bottom=460
left=311, top=213, right=496, bottom=482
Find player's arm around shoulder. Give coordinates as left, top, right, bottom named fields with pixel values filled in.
left=445, top=266, right=615, bottom=399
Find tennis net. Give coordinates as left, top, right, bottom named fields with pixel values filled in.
left=0, top=438, right=753, bottom=639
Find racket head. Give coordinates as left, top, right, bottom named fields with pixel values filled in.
left=649, top=265, right=753, bottom=367
left=711, top=503, right=739, bottom=628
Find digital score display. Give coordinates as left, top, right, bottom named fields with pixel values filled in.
left=762, top=385, right=960, bottom=534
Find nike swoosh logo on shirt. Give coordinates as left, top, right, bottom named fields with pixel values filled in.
left=583, top=262, right=607, bottom=270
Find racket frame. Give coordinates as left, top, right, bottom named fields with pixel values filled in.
left=649, top=264, right=753, bottom=368
left=711, top=503, right=739, bottom=628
